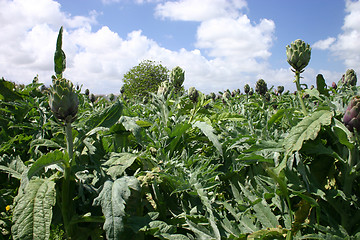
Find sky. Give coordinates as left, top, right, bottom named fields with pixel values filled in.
left=0, top=0, right=359, bottom=95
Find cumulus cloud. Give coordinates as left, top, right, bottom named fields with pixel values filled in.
left=314, top=0, right=360, bottom=71
left=1, top=0, right=284, bottom=94
left=155, top=0, right=247, bottom=21
left=313, top=37, right=336, bottom=50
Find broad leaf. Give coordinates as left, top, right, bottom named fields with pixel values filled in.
left=0, top=155, right=27, bottom=180
left=27, top=150, right=66, bottom=179
left=84, top=100, right=123, bottom=129
left=284, top=110, right=333, bottom=156
left=102, top=152, right=138, bottom=179
left=93, top=176, right=140, bottom=240
left=12, top=178, right=56, bottom=240
left=193, top=121, right=223, bottom=156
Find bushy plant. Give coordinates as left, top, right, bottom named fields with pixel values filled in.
left=121, top=60, right=169, bottom=98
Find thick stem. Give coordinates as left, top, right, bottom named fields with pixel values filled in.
left=62, top=122, right=74, bottom=238
left=294, top=71, right=308, bottom=116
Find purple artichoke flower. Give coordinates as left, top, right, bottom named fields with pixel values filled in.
left=343, top=96, right=360, bottom=132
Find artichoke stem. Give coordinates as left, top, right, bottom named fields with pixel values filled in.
left=65, top=122, right=74, bottom=163
left=295, top=71, right=308, bottom=116
left=62, top=122, right=75, bottom=237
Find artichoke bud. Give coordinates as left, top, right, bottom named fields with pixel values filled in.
left=49, top=77, right=79, bottom=123
left=341, top=69, right=357, bottom=87
left=332, top=82, right=337, bottom=90
left=255, top=79, right=268, bottom=96
left=264, top=92, right=271, bottom=102
left=249, top=88, right=254, bottom=96
left=277, top=86, right=284, bottom=94
left=188, top=87, right=199, bottom=103
left=286, top=39, right=311, bottom=72
left=244, top=84, right=250, bottom=94
left=170, top=66, right=185, bottom=90
left=343, top=96, right=360, bottom=132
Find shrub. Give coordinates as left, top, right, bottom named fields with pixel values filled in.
left=121, top=60, right=169, bottom=98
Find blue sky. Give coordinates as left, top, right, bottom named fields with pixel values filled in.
left=1, top=0, right=359, bottom=94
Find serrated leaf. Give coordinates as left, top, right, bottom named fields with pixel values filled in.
left=29, top=139, right=62, bottom=153
left=284, top=110, right=333, bottom=156
left=103, top=153, right=138, bottom=179
left=93, top=176, right=140, bottom=240
left=84, top=100, right=123, bottom=129
left=28, top=150, right=66, bottom=179
left=193, top=121, right=223, bottom=156
left=12, top=178, right=56, bottom=240
left=268, top=109, right=285, bottom=127
left=0, top=155, right=27, bottom=179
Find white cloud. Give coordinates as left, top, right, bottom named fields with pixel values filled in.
left=0, top=0, right=283, bottom=94
left=314, top=0, right=360, bottom=73
left=196, top=16, right=275, bottom=63
left=155, top=0, right=247, bottom=21
left=312, top=37, right=336, bottom=50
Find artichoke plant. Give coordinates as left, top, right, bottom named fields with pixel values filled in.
left=343, top=96, right=360, bottom=132
left=170, top=66, right=185, bottom=92
left=188, top=87, right=199, bottom=103
left=49, top=77, right=79, bottom=123
left=255, top=79, right=268, bottom=96
left=244, top=84, right=250, bottom=94
left=286, top=39, right=311, bottom=116
left=341, top=69, right=357, bottom=87
left=277, top=86, right=284, bottom=95
left=286, top=39, right=311, bottom=72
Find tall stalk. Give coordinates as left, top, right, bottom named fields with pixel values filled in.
left=62, top=122, right=74, bottom=237
left=294, top=70, right=308, bottom=116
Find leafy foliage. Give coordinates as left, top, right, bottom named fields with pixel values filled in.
left=122, top=60, right=169, bottom=98
left=1, top=32, right=360, bottom=240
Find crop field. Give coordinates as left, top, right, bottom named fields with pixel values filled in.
left=1, top=28, right=360, bottom=240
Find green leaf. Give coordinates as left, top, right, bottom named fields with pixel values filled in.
left=238, top=182, right=279, bottom=228
left=29, top=139, right=62, bottom=153
left=316, top=74, right=329, bottom=97
left=0, top=155, right=27, bottom=180
left=54, top=26, right=66, bottom=76
left=333, top=118, right=354, bottom=149
left=193, top=121, right=223, bottom=156
left=12, top=178, right=56, bottom=240
left=27, top=150, right=66, bottom=179
left=268, top=109, right=285, bottom=127
left=284, top=110, right=333, bottom=157
left=102, top=153, right=138, bottom=179
left=0, top=78, right=23, bottom=101
left=84, top=100, right=123, bottom=129
left=93, top=176, right=140, bottom=240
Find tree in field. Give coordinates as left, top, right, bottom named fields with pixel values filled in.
left=121, top=60, right=169, bottom=98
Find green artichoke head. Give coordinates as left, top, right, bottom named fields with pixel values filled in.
left=286, top=39, right=311, bottom=72
left=255, top=79, right=268, bottom=96
left=49, top=77, right=79, bottom=123
left=244, top=84, right=250, bottom=94
left=277, top=86, right=284, bottom=94
left=341, top=69, right=357, bottom=87
left=343, top=96, right=360, bottom=132
left=170, top=66, right=185, bottom=90
left=188, top=87, right=199, bottom=103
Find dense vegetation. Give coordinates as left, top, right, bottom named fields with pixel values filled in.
left=1, top=28, right=360, bottom=240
